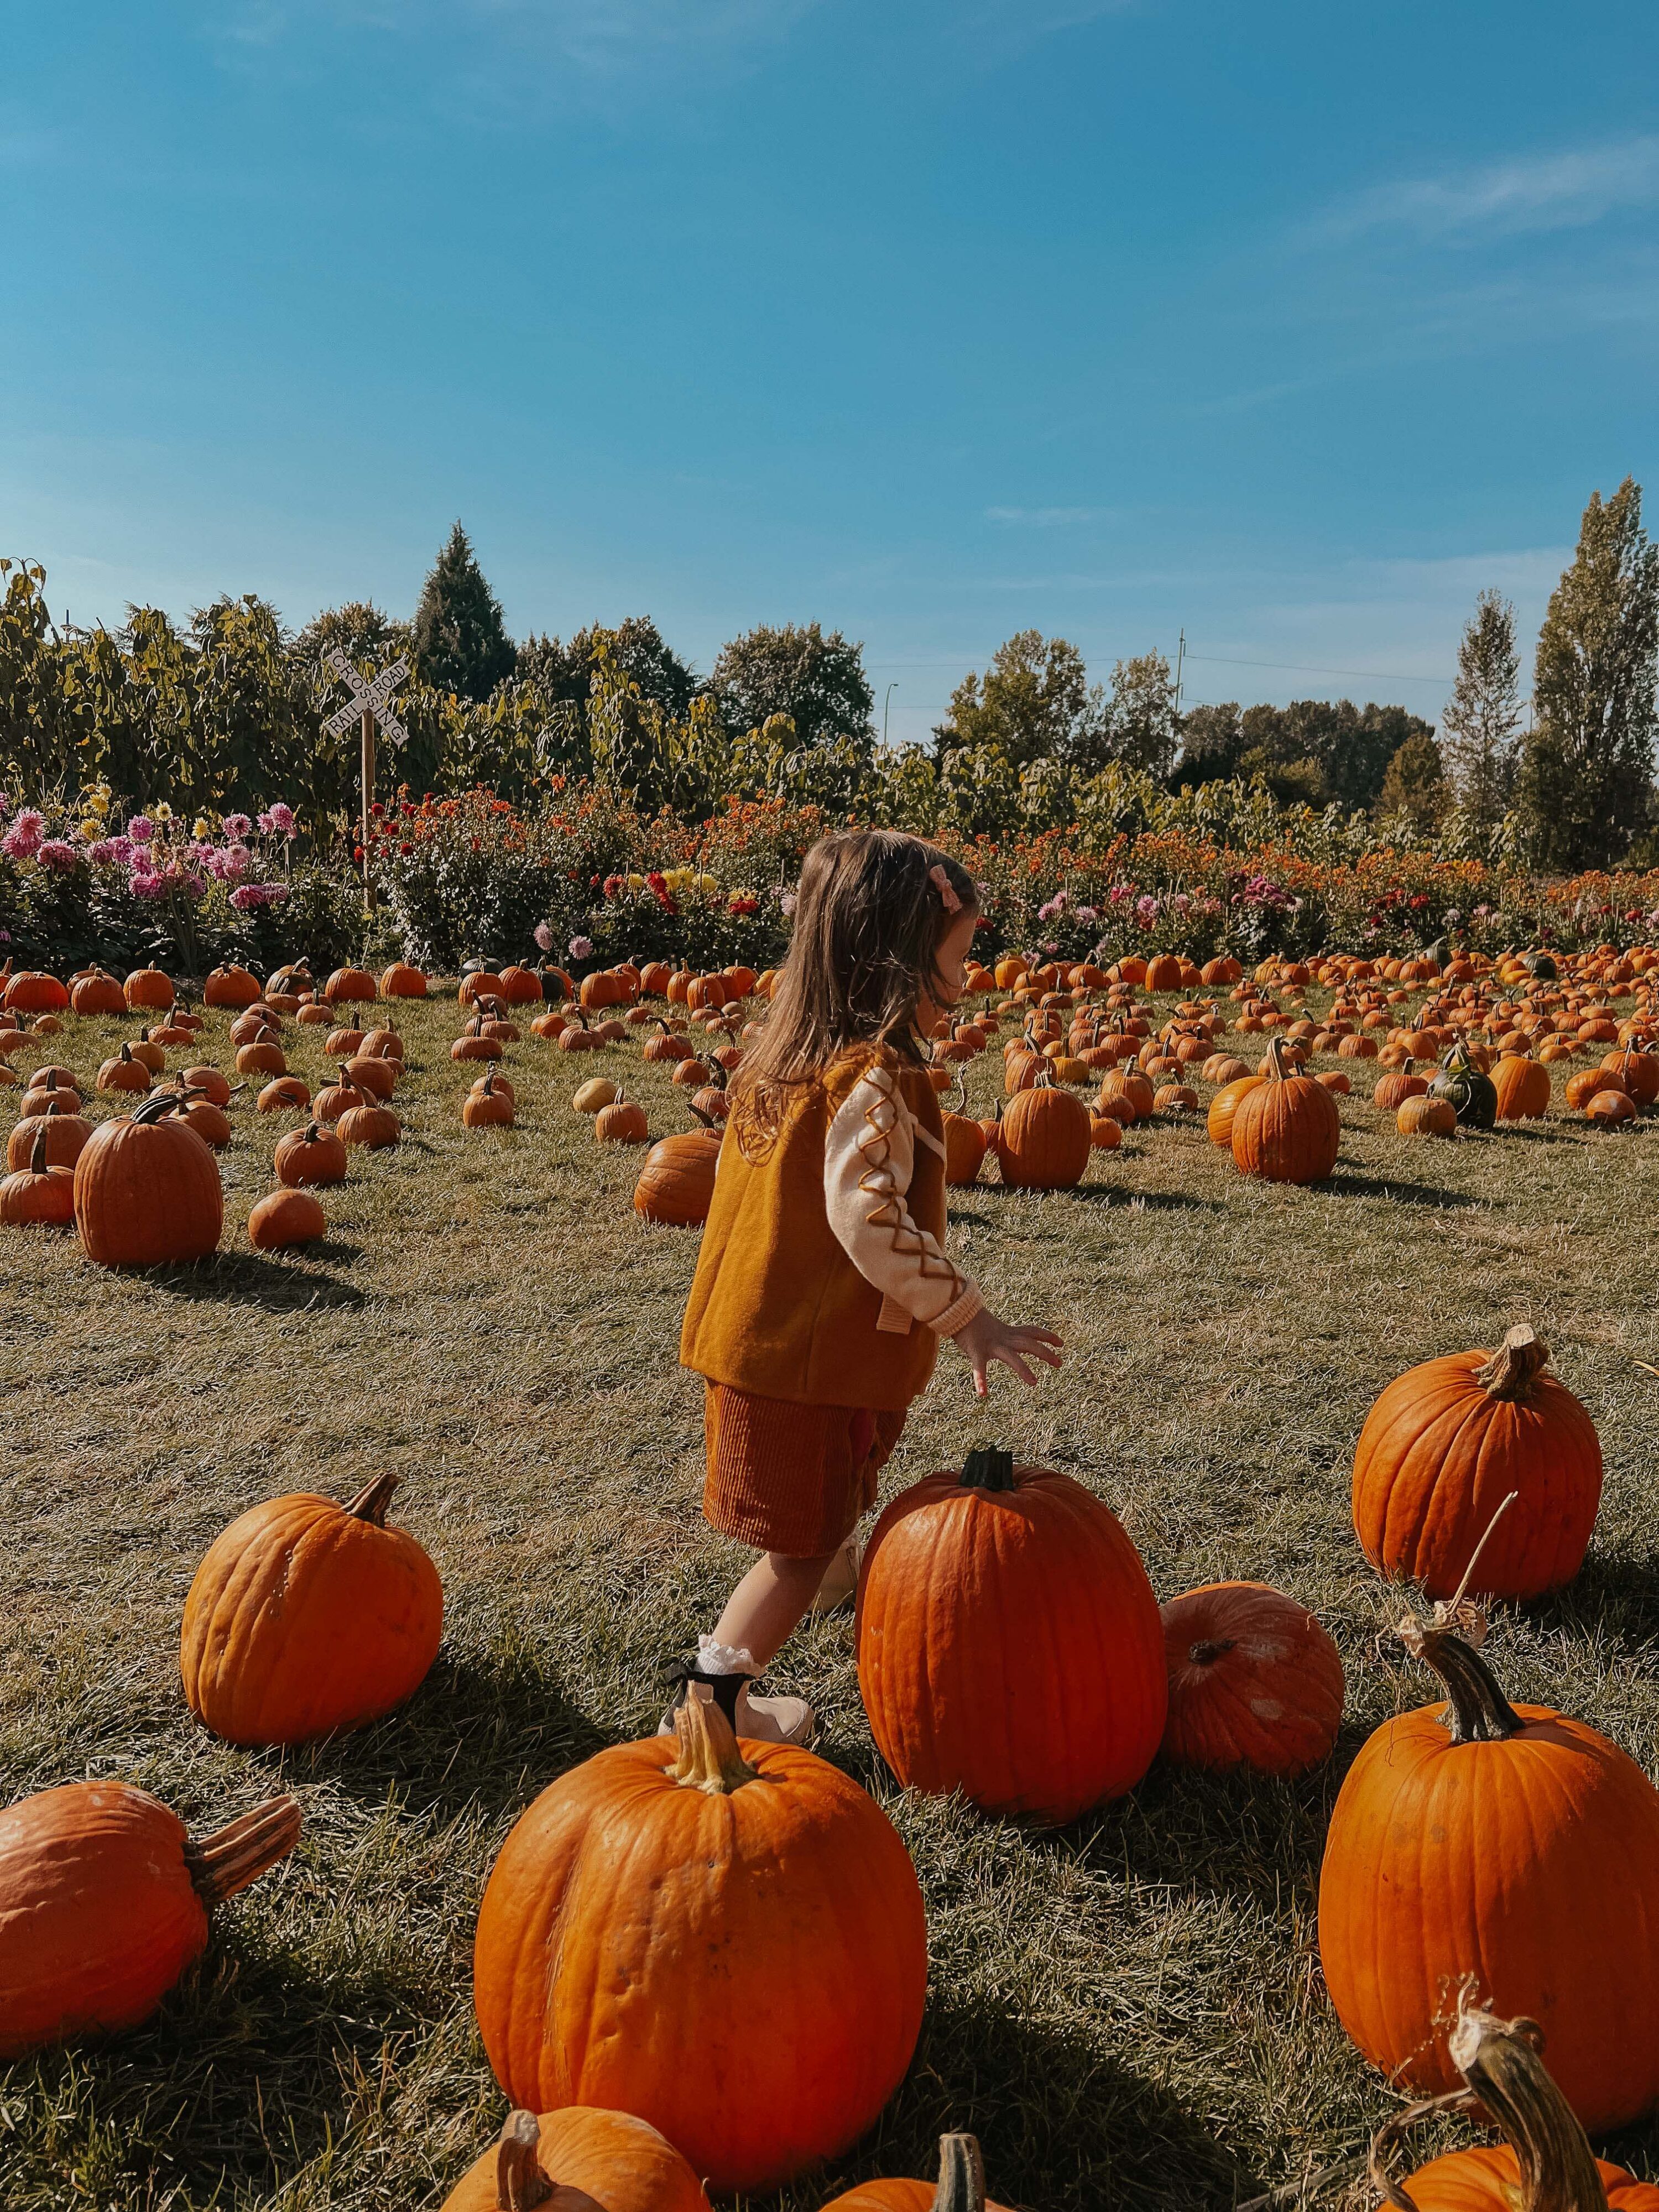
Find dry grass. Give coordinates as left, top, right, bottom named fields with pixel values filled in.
left=3, top=992, right=1658, bottom=2210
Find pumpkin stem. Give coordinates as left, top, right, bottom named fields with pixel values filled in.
left=345, top=1472, right=399, bottom=1526
left=1188, top=1638, right=1233, bottom=1666
left=930, top=2134, right=988, bottom=2212
left=1398, top=1619, right=1524, bottom=1744
left=1264, top=1034, right=1292, bottom=1081
left=1476, top=1324, right=1551, bottom=1402
left=495, top=2110, right=555, bottom=2211
left=185, top=1793, right=302, bottom=1905
left=960, top=1445, right=1016, bottom=1492
left=1367, top=2002, right=1609, bottom=2212
left=671, top=1684, right=760, bottom=1794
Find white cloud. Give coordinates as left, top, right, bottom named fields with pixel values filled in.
left=1315, top=137, right=1659, bottom=243
left=984, top=505, right=1108, bottom=526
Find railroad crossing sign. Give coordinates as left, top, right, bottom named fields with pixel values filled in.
left=322, top=648, right=410, bottom=748
left=322, top=649, right=411, bottom=906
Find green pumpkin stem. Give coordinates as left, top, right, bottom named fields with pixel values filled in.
left=930, top=2134, right=988, bottom=2212
left=345, top=1472, right=398, bottom=1526
left=1477, top=1324, right=1551, bottom=1402
left=672, top=1686, right=759, bottom=1796
left=1398, top=1619, right=1524, bottom=1745
left=960, top=1445, right=1016, bottom=1493
left=184, top=1793, right=302, bottom=1906
left=494, top=2110, right=555, bottom=2211
left=1368, top=2002, right=1609, bottom=2212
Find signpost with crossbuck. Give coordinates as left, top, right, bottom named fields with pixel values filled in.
left=322, top=648, right=410, bottom=905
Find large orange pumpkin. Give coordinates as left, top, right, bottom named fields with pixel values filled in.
left=474, top=1692, right=926, bottom=2196
left=439, top=2106, right=711, bottom=2212
left=123, top=966, right=175, bottom=1010
left=1159, top=1582, right=1343, bottom=1776
left=202, top=963, right=262, bottom=1009
left=380, top=960, right=429, bottom=999
left=1376, top=2004, right=1659, bottom=2212
left=181, top=1471, right=443, bottom=1746
left=0, top=1120, right=76, bottom=1227
left=1230, top=1035, right=1339, bottom=1182
left=0, top=1782, right=299, bottom=2058
left=1352, top=1323, right=1601, bottom=1601
left=1492, top=1053, right=1552, bottom=1120
left=1317, top=1620, right=1659, bottom=2132
left=324, top=966, right=379, bottom=1003
left=856, top=1446, right=1166, bottom=1822
left=69, top=965, right=127, bottom=1016
left=997, top=1071, right=1091, bottom=1188
left=633, top=1127, right=722, bottom=1225
left=74, top=1092, right=223, bottom=1266
left=821, top=2134, right=1011, bottom=2212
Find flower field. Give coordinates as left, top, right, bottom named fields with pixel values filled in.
left=3, top=939, right=1659, bottom=2210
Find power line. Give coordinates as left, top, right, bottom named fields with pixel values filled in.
left=866, top=649, right=1455, bottom=685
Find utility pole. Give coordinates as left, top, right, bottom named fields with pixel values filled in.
left=884, top=682, right=898, bottom=745
left=1173, top=629, right=1186, bottom=717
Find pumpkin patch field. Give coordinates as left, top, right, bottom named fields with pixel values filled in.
left=4, top=953, right=1659, bottom=2211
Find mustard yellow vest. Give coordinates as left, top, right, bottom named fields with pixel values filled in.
left=680, top=1046, right=948, bottom=1412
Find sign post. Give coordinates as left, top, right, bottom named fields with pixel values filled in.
left=322, top=649, right=410, bottom=907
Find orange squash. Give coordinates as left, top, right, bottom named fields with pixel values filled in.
left=473, top=1693, right=926, bottom=2196
left=857, top=1445, right=1166, bottom=1822
left=1319, top=1620, right=1659, bottom=2131
left=1160, top=1582, right=1343, bottom=1775
left=0, top=1783, right=299, bottom=2058
left=439, top=2107, right=711, bottom=2212
left=181, top=1472, right=442, bottom=1746
left=1231, top=1036, right=1339, bottom=1182
left=1352, top=1324, right=1601, bottom=1601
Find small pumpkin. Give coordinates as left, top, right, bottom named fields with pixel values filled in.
left=0, top=1120, right=76, bottom=1227
left=247, top=1186, right=327, bottom=1250
left=343, top=1053, right=397, bottom=1101
left=202, top=963, right=263, bottom=1009
left=8, top=1099, right=90, bottom=1171
left=572, top=1078, right=618, bottom=1115
left=633, top=1123, right=723, bottom=1225
left=1159, top=1582, right=1343, bottom=1776
left=182, top=1472, right=442, bottom=1745
left=439, top=2106, right=712, bottom=2212
left=324, top=966, right=379, bottom=1004
left=258, top=1075, right=312, bottom=1112
left=462, top=1067, right=515, bottom=1128
left=337, top=1102, right=400, bottom=1149
left=69, top=966, right=127, bottom=1016
left=1493, top=1053, right=1552, bottom=1120
left=123, top=966, right=175, bottom=1011
left=596, top=1092, right=650, bottom=1145
left=1398, top=1093, right=1457, bottom=1137
left=97, top=1044, right=152, bottom=1095
left=380, top=961, right=428, bottom=999
left=274, top=1121, right=348, bottom=1188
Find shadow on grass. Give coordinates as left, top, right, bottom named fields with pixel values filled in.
left=1538, top=1545, right=1659, bottom=1652
left=971, top=1185, right=1222, bottom=1213
left=1321, top=1172, right=1478, bottom=1208
left=148, top=1251, right=368, bottom=1312
left=844, top=1997, right=1255, bottom=2212
left=267, top=1636, right=620, bottom=1825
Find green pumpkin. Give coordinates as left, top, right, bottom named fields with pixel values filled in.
left=1430, top=1043, right=1498, bottom=1130
left=1524, top=950, right=1558, bottom=981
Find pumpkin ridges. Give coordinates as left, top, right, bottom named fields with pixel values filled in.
left=473, top=1724, right=927, bottom=2193
left=181, top=1487, right=443, bottom=1746
left=1318, top=1630, right=1659, bottom=2130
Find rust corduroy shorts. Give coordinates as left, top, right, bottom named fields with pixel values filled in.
left=703, top=1383, right=907, bottom=1558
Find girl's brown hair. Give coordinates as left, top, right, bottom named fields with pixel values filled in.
left=729, top=830, right=978, bottom=1152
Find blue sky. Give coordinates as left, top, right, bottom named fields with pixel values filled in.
left=3, top=1, right=1656, bottom=744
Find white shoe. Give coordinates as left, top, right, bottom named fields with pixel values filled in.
left=732, top=1681, right=816, bottom=1745
left=811, top=1533, right=864, bottom=1615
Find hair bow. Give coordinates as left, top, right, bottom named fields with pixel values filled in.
left=929, top=864, right=962, bottom=914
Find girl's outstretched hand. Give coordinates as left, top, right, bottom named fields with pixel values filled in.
left=952, top=1308, right=1064, bottom=1398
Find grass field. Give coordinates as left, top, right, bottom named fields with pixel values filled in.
left=3, top=988, right=1658, bottom=2212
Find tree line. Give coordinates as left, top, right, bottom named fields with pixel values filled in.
left=2, top=481, right=1654, bottom=869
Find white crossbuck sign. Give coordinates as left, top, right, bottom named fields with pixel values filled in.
left=321, top=648, right=410, bottom=747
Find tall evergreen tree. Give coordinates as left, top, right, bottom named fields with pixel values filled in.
left=411, top=523, right=516, bottom=703
left=1440, top=591, right=1522, bottom=831
left=1519, top=478, right=1659, bottom=869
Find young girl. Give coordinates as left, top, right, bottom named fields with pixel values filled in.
left=670, top=829, right=1064, bottom=1743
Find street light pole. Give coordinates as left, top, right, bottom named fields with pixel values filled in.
left=884, top=682, right=898, bottom=744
